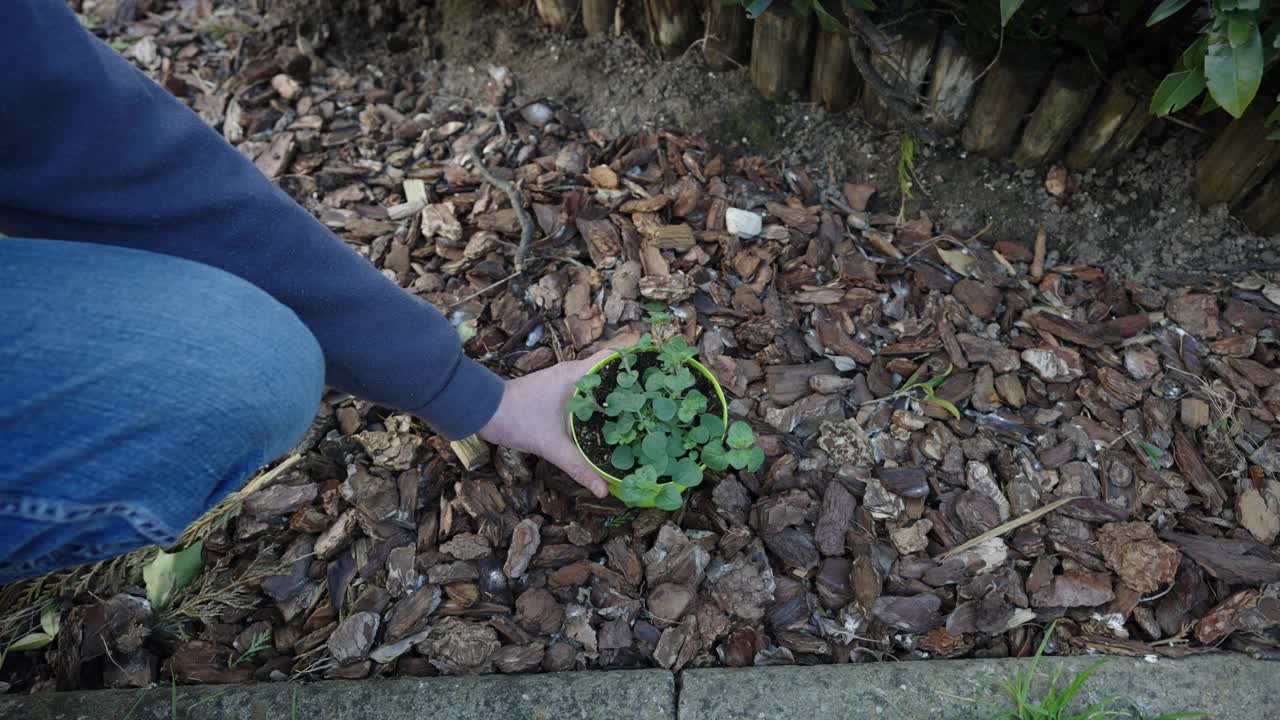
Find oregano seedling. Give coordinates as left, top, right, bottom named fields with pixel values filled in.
left=569, top=333, right=764, bottom=510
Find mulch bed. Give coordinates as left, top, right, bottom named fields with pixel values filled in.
left=3, top=0, right=1279, bottom=694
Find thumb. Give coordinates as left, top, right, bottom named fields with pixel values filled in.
left=554, top=447, right=610, bottom=498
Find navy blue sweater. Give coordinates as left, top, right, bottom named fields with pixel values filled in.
left=0, top=0, right=503, bottom=440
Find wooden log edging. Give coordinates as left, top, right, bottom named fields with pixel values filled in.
left=1197, top=106, right=1280, bottom=210
left=521, top=2, right=1278, bottom=236
left=859, top=20, right=937, bottom=129
left=960, top=42, right=1051, bottom=158
left=926, top=29, right=982, bottom=137
left=703, top=1, right=751, bottom=70
left=750, top=4, right=814, bottom=103
left=1012, top=58, right=1101, bottom=168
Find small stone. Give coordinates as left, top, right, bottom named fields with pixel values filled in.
left=725, top=207, right=762, bottom=238
left=327, top=611, right=379, bottom=665
left=336, top=406, right=362, bottom=435
left=994, top=374, right=1025, bottom=407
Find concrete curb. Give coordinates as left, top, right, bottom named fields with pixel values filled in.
left=680, top=654, right=1278, bottom=719
left=0, top=669, right=675, bottom=720
left=1, top=655, right=1275, bottom=720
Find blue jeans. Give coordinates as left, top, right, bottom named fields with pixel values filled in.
left=0, top=238, right=324, bottom=584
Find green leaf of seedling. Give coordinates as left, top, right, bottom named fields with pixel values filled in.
left=642, top=432, right=669, bottom=464
left=652, top=396, right=677, bottom=422
left=612, top=445, right=635, bottom=471
left=702, top=442, right=729, bottom=471
left=670, top=458, right=703, bottom=488
left=575, top=374, right=602, bottom=392
left=687, top=426, right=710, bottom=445
left=744, top=446, right=764, bottom=472
left=606, top=389, right=645, bottom=415
left=920, top=364, right=954, bottom=392
left=1226, top=10, right=1255, bottom=48
left=700, top=413, right=726, bottom=438
left=728, top=420, right=755, bottom=450
left=635, top=333, right=654, bottom=352
left=666, top=429, right=685, bottom=458
left=665, top=367, right=695, bottom=394
left=144, top=541, right=204, bottom=611
left=726, top=447, right=757, bottom=470
left=568, top=395, right=598, bottom=422
left=654, top=483, right=684, bottom=511
left=617, top=467, right=661, bottom=507
left=924, top=396, right=962, bottom=420
left=897, top=365, right=925, bottom=391
left=678, top=390, right=708, bottom=423
left=1147, top=0, right=1191, bottom=26
left=616, top=370, right=638, bottom=389
left=645, top=370, right=670, bottom=393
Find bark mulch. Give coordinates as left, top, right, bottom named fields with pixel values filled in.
left=2, top=0, right=1279, bottom=695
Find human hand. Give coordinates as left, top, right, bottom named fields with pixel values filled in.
left=477, top=348, right=617, bottom=498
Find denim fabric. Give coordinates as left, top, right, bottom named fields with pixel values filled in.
left=0, top=238, right=325, bottom=584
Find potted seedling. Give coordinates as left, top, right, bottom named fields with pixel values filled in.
left=567, top=333, right=764, bottom=510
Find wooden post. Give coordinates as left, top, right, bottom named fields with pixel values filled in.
left=1197, top=106, right=1280, bottom=208
left=750, top=4, right=814, bottom=103
left=860, top=21, right=937, bottom=127
left=644, top=0, right=701, bottom=59
left=1012, top=58, right=1102, bottom=168
left=536, top=0, right=579, bottom=27
left=704, top=0, right=751, bottom=71
left=926, top=29, right=983, bottom=136
left=1244, top=169, right=1280, bottom=234
left=583, top=0, right=616, bottom=35
left=960, top=42, right=1051, bottom=158
left=810, top=16, right=859, bottom=112
left=1064, top=68, right=1153, bottom=171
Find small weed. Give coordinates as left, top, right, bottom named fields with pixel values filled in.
left=896, top=131, right=918, bottom=225
left=870, top=363, right=960, bottom=419
left=981, top=622, right=1207, bottom=720
left=228, top=628, right=271, bottom=669
left=643, top=302, right=673, bottom=327
left=604, top=509, right=638, bottom=528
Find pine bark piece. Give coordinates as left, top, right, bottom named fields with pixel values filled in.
left=582, top=0, right=616, bottom=35
left=1013, top=58, right=1102, bottom=168
left=860, top=20, right=937, bottom=127
left=644, top=0, right=701, bottom=59
left=961, top=43, right=1051, bottom=158
left=1197, top=106, right=1280, bottom=209
left=765, top=360, right=837, bottom=405
left=810, top=22, right=859, bottom=112
left=750, top=4, right=815, bottom=103
left=926, top=29, right=982, bottom=136
left=814, top=481, right=857, bottom=556
left=1172, top=431, right=1228, bottom=513
left=449, top=434, right=490, bottom=471
left=535, top=0, right=579, bottom=27
left=704, top=0, right=751, bottom=70
left=1243, top=168, right=1280, bottom=234
left=1065, top=68, right=1154, bottom=171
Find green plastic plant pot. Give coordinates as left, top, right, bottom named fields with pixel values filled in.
left=568, top=351, right=730, bottom=496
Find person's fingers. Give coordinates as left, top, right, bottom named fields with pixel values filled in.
left=554, top=447, right=609, bottom=498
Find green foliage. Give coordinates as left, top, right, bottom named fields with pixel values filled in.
left=228, top=628, right=272, bottom=669
left=1147, top=0, right=1278, bottom=120
left=143, top=541, right=204, bottom=611
left=570, top=335, right=763, bottom=510
left=895, top=364, right=962, bottom=419
left=981, top=621, right=1207, bottom=720
left=0, top=603, right=61, bottom=671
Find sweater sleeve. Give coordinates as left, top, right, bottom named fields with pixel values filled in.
left=0, top=0, right=502, bottom=440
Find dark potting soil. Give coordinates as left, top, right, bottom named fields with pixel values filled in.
left=574, top=351, right=725, bottom=477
